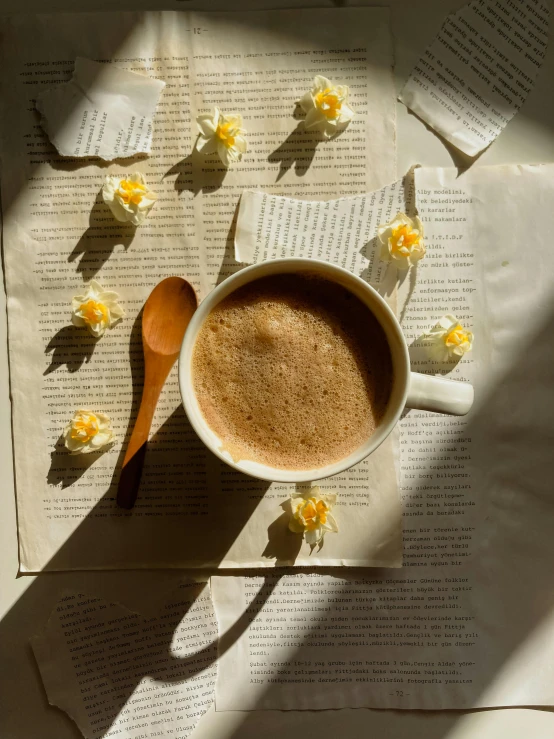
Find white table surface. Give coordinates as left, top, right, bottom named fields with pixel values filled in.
left=1, top=1, right=554, bottom=737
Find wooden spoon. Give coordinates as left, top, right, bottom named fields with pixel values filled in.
left=117, top=277, right=198, bottom=510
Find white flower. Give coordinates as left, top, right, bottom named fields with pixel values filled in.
left=288, top=487, right=338, bottom=546
left=195, top=107, right=247, bottom=167
left=378, top=212, right=425, bottom=268
left=71, top=280, right=125, bottom=338
left=297, top=75, right=355, bottom=138
left=63, top=410, right=114, bottom=455
left=423, top=314, right=474, bottom=362
left=102, top=172, right=157, bottom=226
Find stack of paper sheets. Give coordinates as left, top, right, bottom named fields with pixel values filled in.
left=2, top=6, right=554, bottom=734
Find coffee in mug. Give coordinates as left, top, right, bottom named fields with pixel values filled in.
left=191, top=273, right=392, bottom=470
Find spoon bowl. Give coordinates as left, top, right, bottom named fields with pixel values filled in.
left=142, top=277, right=197, bottom=355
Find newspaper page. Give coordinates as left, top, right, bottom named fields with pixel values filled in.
left=35, top=57, right=166, bottom=160
left=0, top=9, right=398, bottom=572
left=235, top=172, right=415, bottom=286
left=31, top=582, right=218, bottom=738
left=212, top=163, right=554, bottom=710
left=399, top=0, right=550, bottom=157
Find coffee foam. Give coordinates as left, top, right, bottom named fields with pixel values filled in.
left=192, top=274, right=392, bottom=470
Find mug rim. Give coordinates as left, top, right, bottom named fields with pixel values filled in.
left=178, top=258, right=410, bottom=483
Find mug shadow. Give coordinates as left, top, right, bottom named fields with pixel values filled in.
left=2, top=292, right=278, bottom=735
left=37, top=404, right=272, bottom=570
left=31, top=575, right=284, bottom=739
left=12, top=308, right=554, bottom=739
left=4, top=567, right=281, bottom=738
left=68, top=188, right=136, bottom=280
left=220, top=305, right=554, bottom=739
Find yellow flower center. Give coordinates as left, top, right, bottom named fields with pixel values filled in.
left=314, top=88, right=343, bottom=120
left=297, top=497, right=329, bottom=531
left=116, top=178, right=148, bottom=205
left=215, top=120, right=237, bottom=148
left=444, top=326, right=470, bottom=348
left=390, top=224, right=421, bottom=255
left=79, top=299, right=109, bottom=327
left=71, top=414, right=99, bottom=443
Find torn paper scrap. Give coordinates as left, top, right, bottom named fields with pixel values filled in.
left=36, top=57, right=165, bottom=160
left=234, top=170, right=416, bottom=286
left=31, top=582, right=217, bottom=739
left=399, top=0, right=550, bottom=157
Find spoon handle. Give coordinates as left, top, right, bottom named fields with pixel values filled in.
left=116, top=380, right=164, bottom=510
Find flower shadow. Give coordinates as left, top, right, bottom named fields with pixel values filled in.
left=47, top=433, right=114, bottom=489
left=164, top=144, right=227, bottom=196
left=68, top=188, right=136, bottom=280
left=44, top=324, right=98, bottom=375
left=262, top=498, right=303, bottom=566
left=267, top=123, right=322, bottom=182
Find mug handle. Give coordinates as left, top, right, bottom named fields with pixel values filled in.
left=406, top=372, right=474, bottom=416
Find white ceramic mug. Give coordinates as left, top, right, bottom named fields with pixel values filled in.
left=179, top=258, right=474, bottom=483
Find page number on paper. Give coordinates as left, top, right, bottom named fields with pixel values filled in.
left=183, top=25, right=208, bottom=35
left=390, top=691, right=409, bottom=698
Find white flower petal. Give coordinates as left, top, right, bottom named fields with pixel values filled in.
left=289, top=518, right=305, bottom=534
left=224, top=113, right=243, bottom=129
left=313, top=75, right=332, bottom=91
left=287, top=487, right=338, bottom=544
left=233, top=135, right=248, bottom=154
left=71, top=314, right=86, bottom=329
left=87, top=280, right=103, bottom=296
left=196, top=135, right=219, bottom=155
left=299, top=76, right=354, bottom=137
left=90, top=430, right=113, bottom=448
left=334, top=84, right=349, bottom=98
left=63, top=410, right=114, bottom=455
left=87, top=322, right=105, bottom=338
left=338, top=103, right=355, bottom=124
left=321, top=492, right=336, bottom=508
left=305, top=528, right=321, bottom=546
left=378, top=212, right=425, bottom=267
left=196, top=114, right=218, bottom=137
left=303, top=107, right=326, bottom=130
left=217, top=141, right=233, bottom=167
left=423, top=314, right=474, bottom=361
left=195, top=108, right=247, bottom=168
left=297, top=90, right=315, bottom=113
left=105, top=196, right=129, bottom=223
left=97, top=291, right=120, bottom=304
left=102, top=172, right=156, bottom=225
left=71, top=280, right=124, bottom=338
